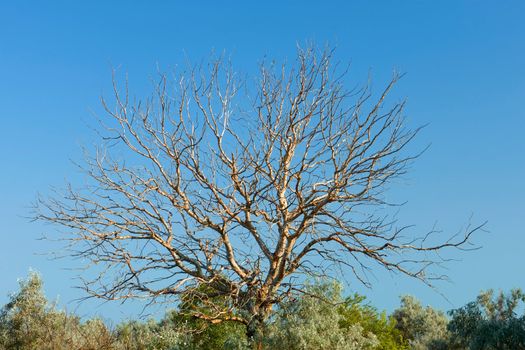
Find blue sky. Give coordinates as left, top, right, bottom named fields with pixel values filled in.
left=1, top=1, right=524, bottom=321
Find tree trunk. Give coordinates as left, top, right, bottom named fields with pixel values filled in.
left=246, top=315, right=264, bottom=350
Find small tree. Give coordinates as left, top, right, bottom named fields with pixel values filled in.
left=448, top=289, right=525, bottom=349
left=264, top=281, right=380, bottom=350
left=0, top=272, right=50, bottom=349
left=0, top=272, right=115, bottom=350
left=36, top=46, right=482, bottom=345
left=392, top=295, right=449, bottom=350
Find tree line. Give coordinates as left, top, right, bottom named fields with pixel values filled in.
left=1, top=272, right=524, bottom=350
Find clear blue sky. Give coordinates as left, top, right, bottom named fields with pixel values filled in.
left=1, top=1, right=524, bottom=321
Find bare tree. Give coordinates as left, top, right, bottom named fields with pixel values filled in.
left=36, top=47, right=482, bottom=344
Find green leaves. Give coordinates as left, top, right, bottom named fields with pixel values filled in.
left=339, top=294, right=407, bottom=350
left=392, top=295, right=449, bottom=350
left=4, top=273, right=525, bottom=350
left=448, top=289, right=525, bottom=349
left=264, top=281, right=405, bottom=350
left=0, top=272, right=114, bottom=350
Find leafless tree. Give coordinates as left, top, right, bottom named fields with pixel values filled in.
left=35, top=47, right=482, bottom=344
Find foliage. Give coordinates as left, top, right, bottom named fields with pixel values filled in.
left=0, top=272, right=246, bottom=350
left=264, top=281, right=408, bottom=350
left=113, top=319, right=182, bottom=350
left=0, top=271, right=49, bottom=349
left=0, top=274, right=407, bottom=350
left=0, top=272, right=114, bottom=350
left=338, top=293, right=407, bottom=350
left=391, top=295, right=449, bottom=350
left=7, top=273, right=525, bottom=350
left=161, top=311, right=247, bottom=350
left=447, top=289, right=525, bottom=349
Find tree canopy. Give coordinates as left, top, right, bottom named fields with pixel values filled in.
left=35, top=46, right=482, bottom=345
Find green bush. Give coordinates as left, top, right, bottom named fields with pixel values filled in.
left=391, top=295, right=449, bottom=350
left=447, top=289, right=525, bottom=349
left=13, top=273, right=525, bottom=350
left=0, top=272, right=114, bottom=350
left=264, top=281, right=406, bottom=350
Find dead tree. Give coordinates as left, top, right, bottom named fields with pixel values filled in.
left=35, top=47, right=482, bottom=342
